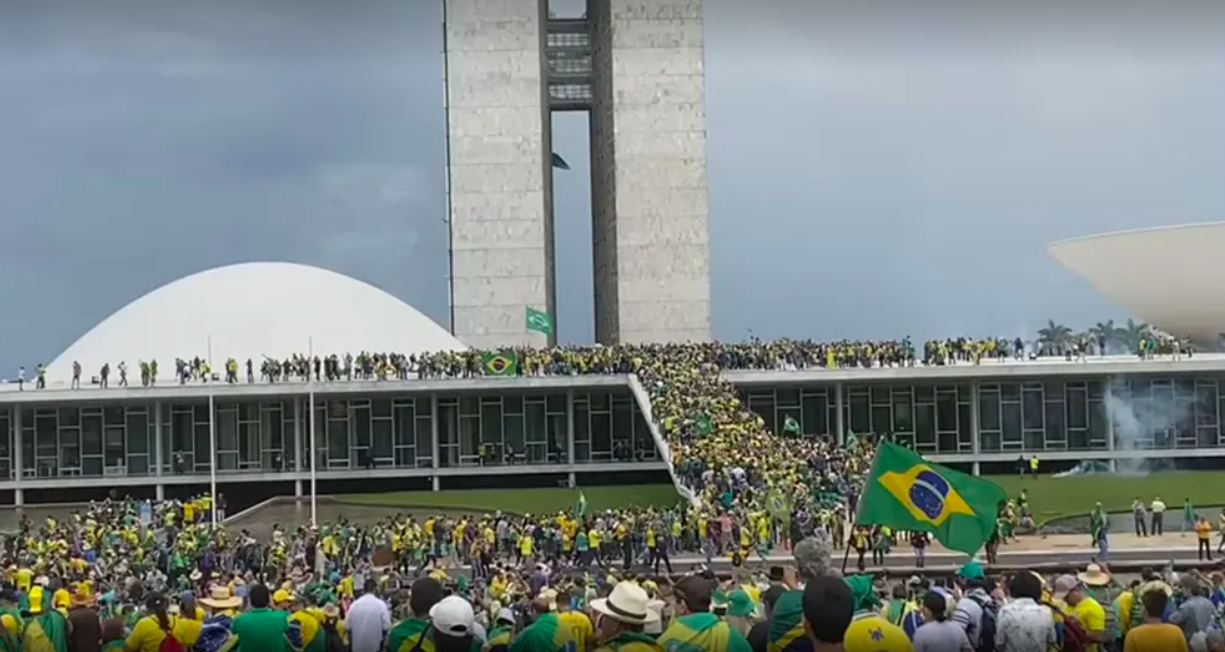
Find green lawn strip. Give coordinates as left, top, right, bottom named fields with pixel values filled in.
left=335, top=484, right=681, bottom=515
left=986, top=472, right=1225, bottom=522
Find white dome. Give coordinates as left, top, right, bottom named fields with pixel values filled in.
left=48, top=262, right=464, bottom=383
left=1048, top=222, right=1225, bottom=345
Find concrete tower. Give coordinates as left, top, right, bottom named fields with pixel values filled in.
left=443, top=0, right=711, bottom=348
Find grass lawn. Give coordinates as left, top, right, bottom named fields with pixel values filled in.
left=336, top=472, right=1225, bottom=521
left=987, top=471, right=1225, bottom=520
left=337, top=484, right=681, bottom=515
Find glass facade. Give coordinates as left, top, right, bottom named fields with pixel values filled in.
left=741, top=387, right=837, bottom=439
left=737, top=376, right=1225, bottom=455
left=0, top=390, right=655, bottom=481
left=6, top=373, right=1225, bottom=484
left=0, top=407, right=11, bottom=480
left=573, top=391, right=657, bottom=464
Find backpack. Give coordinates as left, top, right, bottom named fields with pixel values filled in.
left=968, top=595, right=998, bottom=652
left=158, top=625, right=186, bottom=652
left=1059, top=613, right=1091, bottom=652
left=322, top=619, right=350, bottom=652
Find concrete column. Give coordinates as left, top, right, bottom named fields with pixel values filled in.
left=834, top=383, right=845, bottom=446
left=431, top=394, right=440, bottom=491
left=567, top=472, right=576, bottom=488
left=13, top=404, right=22, bottom=506
left=970, top=381, right=981, bottom=476
left=154, top=401, right=164, bottom=479
left=293, top=398, right=304, bottom=497
left=1106, top=381, right=1116, bottom=453
left=566, top=389, right=576, bottom=465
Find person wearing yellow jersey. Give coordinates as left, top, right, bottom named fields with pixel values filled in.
left=518, top=533, right=534, bottom=565
left=805, top=575, right=911, bottom=652
left=14, top=568, right=32, bottom=594
left=125, top=592, right=203, bottom=652
left=0, top=588, right=24, bottom=652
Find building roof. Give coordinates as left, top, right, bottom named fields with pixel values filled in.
left=1048, top=222, right=1225, bottom=345
left=46, top=262, right=464, bottom=384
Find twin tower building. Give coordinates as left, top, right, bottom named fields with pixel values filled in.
left=444, top=0, right=712, bottom=348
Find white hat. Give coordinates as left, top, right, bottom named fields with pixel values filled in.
left=496, top=608, right=516, bottom=625
left=591, top=582, right=652, bottom=625
left=643, top=599, right=665, bottom=635
left=430, top=596, right=476, bottom=637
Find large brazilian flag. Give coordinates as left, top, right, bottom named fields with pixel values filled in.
left=855, top=441, right=1006, bottom=554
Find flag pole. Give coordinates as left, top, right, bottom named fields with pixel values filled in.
left=308, top=336, right=317, bottom=526
left=208, top=389, right=218, bottom=527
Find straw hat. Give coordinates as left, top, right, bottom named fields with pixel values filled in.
left=199, top=586, right=242, bottom=610
left=71, top=585, right=96, bottom=608
left=591, top=582, right=652, bottom=625
left=322, top=603, right=340, bottom=619
left=189, top=570, right=203, bottom=582
left=1077, top=564, right=1111, bottom=587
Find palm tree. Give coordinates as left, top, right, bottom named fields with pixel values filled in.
left=1088, top=320, right=1127, bottom=354
left=1037, top=320, right=1073, bottom=352
left=1122, top=318, right=1150, bottom=354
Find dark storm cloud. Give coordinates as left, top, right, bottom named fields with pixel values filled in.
left=0, top=0, right=448, bottom=374
left=1, top=0, right=1223, bottom=375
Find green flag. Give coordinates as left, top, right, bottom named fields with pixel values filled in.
left=856, top=441, right=1006, bottom=554
left=525, top=306, right=554, bottom=335
left=767, top=489, right=790, bottom=524
left=781, top=416, right=801, bottom=437
left=481, top=351, right=519, bottom=377
left=573, top=491, right=588, bottom=520
left=695, top=413, right=714, bottom=435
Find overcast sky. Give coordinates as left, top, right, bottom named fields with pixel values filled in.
left=1, top=0, right=1222, bottom=373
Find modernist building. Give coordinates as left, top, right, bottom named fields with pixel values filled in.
left=443, top=0, right=711, bottom=348
left=7, top=355, right=1225, bottom=505
left=1050, top=222, right=1225, bottom=347
left=11, top=254, right=1225, bottom=507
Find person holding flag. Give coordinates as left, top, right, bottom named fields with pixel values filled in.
left=854, top=441, right=1007, bottom=557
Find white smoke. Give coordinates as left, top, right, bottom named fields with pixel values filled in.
left=1103, top=379, right=1192, bottom=475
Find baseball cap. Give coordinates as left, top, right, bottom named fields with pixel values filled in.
left=957, top=563, right=985, bottom=581
left=1052, top=575, right=1081, bottom=601
left=495, top=608, right=516, bottom=625
left=429, top=596, right=476, bottom=637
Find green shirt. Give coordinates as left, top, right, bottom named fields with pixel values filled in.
left=232, top=608, right=292, bottom=652
left=387, top=618, right=482, bottom=652
left=656, top=613, right=752, bottom=652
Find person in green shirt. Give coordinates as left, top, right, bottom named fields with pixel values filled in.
left=386, top=578, right=482, bottom=652
left=656, top=576, right=752, bottom=652
left=590, top=582, right=665, bottom=652
left=232, top=584, right=298, bottom=652
left=1183, top=498, right=1197, bottom=535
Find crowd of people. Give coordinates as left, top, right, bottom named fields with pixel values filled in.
left=7, top=327, right=1198, bottom=392
left=5, top=494, right=1225, bottom=652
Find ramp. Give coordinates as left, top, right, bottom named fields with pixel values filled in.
left=628, top=374, right=701, bottom=508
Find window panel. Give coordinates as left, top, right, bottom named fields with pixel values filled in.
left=848, top=393, right=870, bottom=434
left=801, top=392, right=828, bottom=437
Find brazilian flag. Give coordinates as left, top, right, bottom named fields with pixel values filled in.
left=856, top=441, right=1006, bottom=554
left=482, top=351, right=518, bottom=377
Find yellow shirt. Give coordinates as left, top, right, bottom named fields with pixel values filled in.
left=1196, top=521, right=1212, bottom=540
left=844, top=613, right=913, bottom=652
left=1124, top=623, right=1188, bottom=652
left=14, top=569, right=32, bottom=592
left=1074, top=597, right=1107, bottom=652
left=126, top=615, right=202, bottom=652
